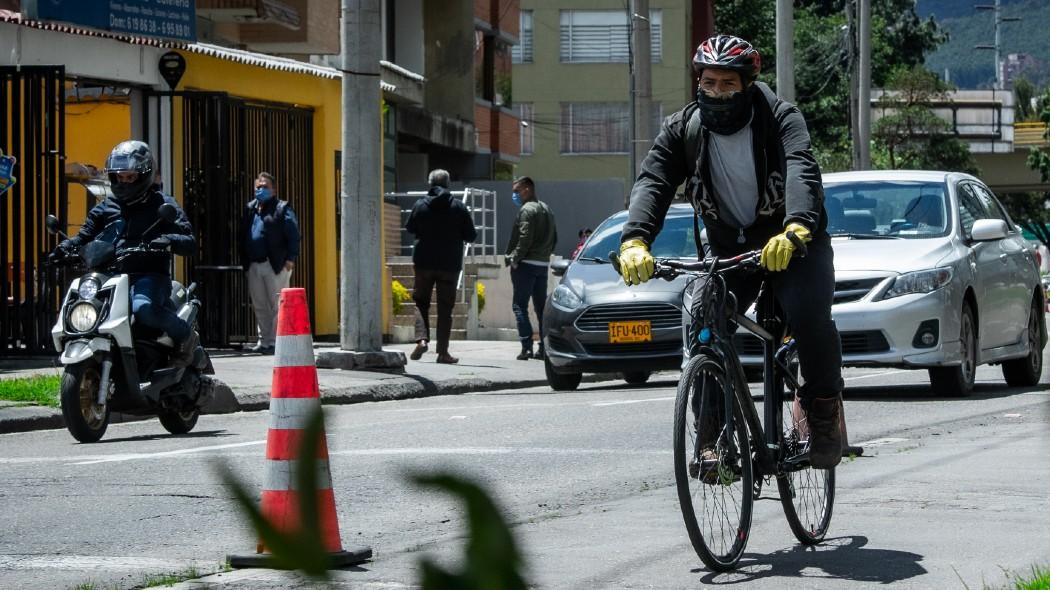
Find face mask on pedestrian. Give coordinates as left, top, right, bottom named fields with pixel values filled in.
left=511, top=191, right=523, bottom=207
left=696, top=84, right=754, bottom=135
left=255, top=187, right=274, bottom=203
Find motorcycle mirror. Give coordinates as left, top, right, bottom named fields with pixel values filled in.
left=158, top=203, right=177, bottom=223
left=45, top=215, right=67, bottom=238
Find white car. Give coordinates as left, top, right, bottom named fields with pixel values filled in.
left=734, top=170, right=1045, bottom=395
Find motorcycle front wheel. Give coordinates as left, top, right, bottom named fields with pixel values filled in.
left=60, top=361, right=110, bottom=443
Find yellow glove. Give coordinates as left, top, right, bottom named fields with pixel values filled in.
left=760, top=223, right=812, bottom=272
left=619, top=238, right=655, bottom=286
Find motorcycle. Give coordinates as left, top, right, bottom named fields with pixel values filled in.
left=45, top=204, right=215, bottom=443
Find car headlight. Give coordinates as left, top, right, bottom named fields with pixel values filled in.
left=69, top=302, right=99, bottom=332
left=77, top=277, right=99, bottom=300
left=883, top=267, right=953, bottom=299
left=551, top=284, right=583, bottom=311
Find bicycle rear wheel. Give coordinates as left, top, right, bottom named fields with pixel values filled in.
left=776, top=395, right=835, bottom=544
left=674, top=354, right=753, bottom=571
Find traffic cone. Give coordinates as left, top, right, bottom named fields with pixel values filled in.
left=228, top=288, right=371, bottom=569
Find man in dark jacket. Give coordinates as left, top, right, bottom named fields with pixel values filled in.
left=619, top=35, right=845, bottom=469
left=51, top=141, right=198, bottom=362
left=240, top=172, right=301, bottom=354
left=405, top=169, right=477, bottom=363
left=505, top=176, right=557, bottom=361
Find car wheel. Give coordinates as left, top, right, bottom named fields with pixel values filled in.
left=622, top=371, right=651, bottom=385
left=545, top=354, right=582, bottom=391
left=1002, top=296, right=1045, bottom=387
left=929, top=303, right=976, bottom=397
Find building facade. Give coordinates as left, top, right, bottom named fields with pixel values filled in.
left=511, top=0, right=695, bottom=199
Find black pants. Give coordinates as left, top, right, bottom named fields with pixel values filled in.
left=694, top=234, right=843, bottom=401
left=413, top=267, right=459, bottom=354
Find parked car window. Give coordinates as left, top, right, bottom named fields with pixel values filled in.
left=957, top=183, right=991, bottom=237
left=581, top=213, right=698, bottom=260
left=972, top=183, right=1016, bottom=231
left=824, top=181, right=950, bottom=238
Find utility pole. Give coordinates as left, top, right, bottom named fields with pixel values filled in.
left=626, top=2, right=636, bottom=209
left=320, top=0, right=404, bottom=370
left=975, top=0, right=1021, bottom=90
left=627, top=0, right=652, bottom=208
left=847, top=1, right=860, bottom=169
left=857, top=0, right=871, bottom=169
left=775, top=0, right=795, bottom=102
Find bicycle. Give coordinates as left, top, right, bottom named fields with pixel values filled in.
left=612, top=244, right=838, bottom=572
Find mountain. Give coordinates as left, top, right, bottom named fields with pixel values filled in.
left=920, top=0, right=1050, bottom=89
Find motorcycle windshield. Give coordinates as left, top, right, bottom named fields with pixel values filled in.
left=81, top=220, right=123, bottom=268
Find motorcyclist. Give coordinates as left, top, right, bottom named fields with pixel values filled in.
left=618, top=35, right=845, bottom=469
left=50, top=140, right=199, bottom=363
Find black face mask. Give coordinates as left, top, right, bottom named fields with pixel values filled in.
left=696, top=85, right=754, bottom=135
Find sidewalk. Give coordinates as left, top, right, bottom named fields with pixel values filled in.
left=0, top=341, right=617, bottom=434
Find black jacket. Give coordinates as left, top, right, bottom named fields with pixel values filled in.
left=64, top=189, right=195, bottom=276
left=240, top=199, right=301, bottom=274
left=405, top=186, right=478, bottom=272
left=622, top=82, right=827, bottom=254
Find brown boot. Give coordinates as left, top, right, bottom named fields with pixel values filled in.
left=410, top=340, right=428, bottom=361
left=436, top=353, right=459, bottom=364
left=806, top=396, right=843, bottom=469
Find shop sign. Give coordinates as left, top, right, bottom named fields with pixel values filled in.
left=0, top=149, right=16, bottom=197
left=24, top=0, right=197, bottom=43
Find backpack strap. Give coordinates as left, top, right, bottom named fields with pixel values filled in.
left=683, top=106, right=705, bottom=257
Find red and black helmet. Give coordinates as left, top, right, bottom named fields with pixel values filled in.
left=693, top=35, right=762, bottom=81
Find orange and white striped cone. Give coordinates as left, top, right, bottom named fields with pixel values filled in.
left=228, top=288, right=371, bottom=569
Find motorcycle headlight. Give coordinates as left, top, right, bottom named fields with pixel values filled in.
left=551, top=284, right=583, bottom=311
left=77, top=277, right=100, bottom=300
left=69, top=302, right=99, bottom=332
left=883, top=267, right=953, bottom=300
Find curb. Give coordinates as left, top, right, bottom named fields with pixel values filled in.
left=0, top=374, right=618, bottom=435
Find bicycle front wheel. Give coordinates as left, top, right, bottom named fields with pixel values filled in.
left=777, top=395, right=835, bottom=544
left=673, top=354, right=753, bottom=572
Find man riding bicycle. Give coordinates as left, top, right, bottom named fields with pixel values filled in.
left=619, top=35, right=844, bottom=469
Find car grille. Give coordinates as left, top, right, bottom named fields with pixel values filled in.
left=833, top=278, right=885, bottom=304
left=732, top=330, right=890, bottom=356
left=575, top=303, right=682, bottom=332
left=582, top=340, right=682, bottom=355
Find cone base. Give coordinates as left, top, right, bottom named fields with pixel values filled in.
left=227, top=547, right=373, bottom=570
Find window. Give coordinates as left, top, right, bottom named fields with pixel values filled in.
left=511, top=10, right=533, bottom=64
left=972, top=183, right=1016, bottom=231
left=559, top=10, right=662, bottom=64
left=560, top=102, right=662, bottom=154
left=518, top=103, right=534, bottom=155
left=823, top=181, right=950, bottom=238
left=957, top=183, right=991, bottom=237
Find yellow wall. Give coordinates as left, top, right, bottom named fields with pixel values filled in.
left=64, top=100, right=130, bottom=226
left=173, top=51, right=389, bottom=337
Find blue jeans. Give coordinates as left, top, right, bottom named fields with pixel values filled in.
left=511, top=263, right=549, bottom=349
left=130, top=274, right=190, bottom=342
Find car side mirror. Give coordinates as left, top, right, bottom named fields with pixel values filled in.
left=970, top=219, right=1008, bottom=242
left=551, top=258, right=570, bottom=277
left=45, top=214, right=64, bottom=236
left=158, top=202, right=177, bottom=223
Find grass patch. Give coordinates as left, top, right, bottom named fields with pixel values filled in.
left=141, top=565, right=199, bottom=588
left=0, top=374, right=61, bottom=407
left=1011, top=565, right=1050, bottom=590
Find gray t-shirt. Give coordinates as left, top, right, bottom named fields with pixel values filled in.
left=707, top=120, right=758, bottom=229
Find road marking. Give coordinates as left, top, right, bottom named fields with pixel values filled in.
left=69, top=440, right=266, bottom=465
left=592, top=396, right=675, bottom=407
left=854, top=437, right=909, bottom=448
left=844, top=370, right=910, bottom=381
left=328, top=447, right=665, bottom=457
left=1004, top=413, right=1022, bottom=418
left=0, top=555, right=210, bottom=571
left=449, top=416, right=467, bottom=420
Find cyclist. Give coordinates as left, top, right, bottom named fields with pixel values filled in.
left=619, top=35, right=844, bottom=469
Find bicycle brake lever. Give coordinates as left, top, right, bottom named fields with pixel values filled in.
left=786, top=231, right=808, bottom=258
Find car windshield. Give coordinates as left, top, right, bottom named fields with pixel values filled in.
left=580, top=213, right=699, bottom=260
left=824, top=180, right=950, bottom=238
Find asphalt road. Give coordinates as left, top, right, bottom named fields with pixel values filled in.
left=1, top=360, right=1048, bottom=590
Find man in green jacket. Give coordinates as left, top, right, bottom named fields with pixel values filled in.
left=505, top=176, right=557, bottom=360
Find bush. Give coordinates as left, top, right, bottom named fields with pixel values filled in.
left=476, top=281, right=486, bottom=315
left=392, top=280, right=410, bottom=315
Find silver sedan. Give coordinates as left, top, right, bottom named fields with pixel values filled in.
left=734, top=170, right=1045, bottom=395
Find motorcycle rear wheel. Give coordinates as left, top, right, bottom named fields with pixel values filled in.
left=159, top=408, right=199, bottom=435
left=60, top=361, right=110, bottom=443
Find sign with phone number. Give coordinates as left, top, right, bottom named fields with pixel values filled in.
left=26, top=0, right=196, bottom=43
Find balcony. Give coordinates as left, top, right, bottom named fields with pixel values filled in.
left=1015, top=122, right=1050, bottom=148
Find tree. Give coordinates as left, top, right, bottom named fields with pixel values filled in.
left=871, top=66, right=979, bottom=174
left=997, top=192, right=1050, bottom=252
left=1014, top=77, right=1036, bottom=122
left=1027, top=86, right=1050, bottom=185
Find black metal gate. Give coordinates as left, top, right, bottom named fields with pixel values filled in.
left=146, top=92, right=315, bottom=347
left=0, top=66, right=67, bottom=355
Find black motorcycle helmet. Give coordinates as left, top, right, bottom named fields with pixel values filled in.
left=692, top=34, right=762, bottom=83
left=105, top=140, right=155, bottom=206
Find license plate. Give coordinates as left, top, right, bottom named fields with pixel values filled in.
left=608, top=320, right=652, bottom=344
